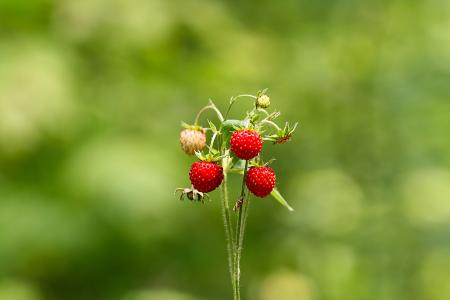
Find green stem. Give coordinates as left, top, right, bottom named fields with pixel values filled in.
left=209, top=131, right=219, bottom=150
left=225, top=94, right=257, bottom=120
left=257, top=108, right=270, bottom=117
left=194, top=101, right=224, bottom=125
left=237, top=194, right=250, bottom=274
left=218, top=96, right=256, bottom=299
left=234, top=160, right=249, bottom=300
left=220, top=158, right=237, bottom=299
left=260, top=119, right=282, bottom=131
left=234, top=211, right=242, bottom=300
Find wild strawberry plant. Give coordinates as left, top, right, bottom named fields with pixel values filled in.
left=176, top=90, right=297, bottom=300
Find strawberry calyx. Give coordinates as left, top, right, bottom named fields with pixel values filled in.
left=181, top=122, right=206, bottom=133
left=249, top=157, right=276, bottom=167
left=194, top=149, right=227, bottom=163
left=263, top=122, right=298, bottom=144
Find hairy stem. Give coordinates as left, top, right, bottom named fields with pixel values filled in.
left=234, top=160, right=249, bottom=300
left=220, top=159, right=237, bottom=299
left=237, top=194, right=250, bottom=274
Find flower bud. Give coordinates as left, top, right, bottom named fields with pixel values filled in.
left=256, top=94, right=270, bottom=109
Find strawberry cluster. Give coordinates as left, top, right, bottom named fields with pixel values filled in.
left=177, top=91, right=297, bottom=202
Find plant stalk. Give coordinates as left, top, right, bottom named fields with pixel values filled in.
left=220, top=158, right=237, bottom=298
left=234, top=160, right=250, bottom=300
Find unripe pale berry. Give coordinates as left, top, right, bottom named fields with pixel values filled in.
left=180, top=128, right=206, bottom=155
left=256, top=95, right=270, bottom=109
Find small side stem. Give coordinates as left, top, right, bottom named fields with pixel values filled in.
left=194, top=101, right=224, bottom=125
left=225, top=94, right=257, bottom=120
left=209, top=131, right=219, bottom=150
left=260, top=119, right=282, bottom=131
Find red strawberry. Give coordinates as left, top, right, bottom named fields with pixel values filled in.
left=189, top=161, right=224, bottom=193
left=246, top=166, right=276, bottom=198
left=230, top=129, right=263, bottom=160
left=180, top=128, right=206, bottom=155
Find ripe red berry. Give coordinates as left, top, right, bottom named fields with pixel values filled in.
left=180, top=128, right=206, bottom=155
left=189, top=161, right=224, bottom=193
left=246, top=166, right=276, bottom=198
left=230, top=129, right=263, bottom=160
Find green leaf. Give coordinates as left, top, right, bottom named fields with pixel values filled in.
left=270, top=188, right=294, bottom=211
left=207, top=119, right=217, bottom=133
left=257, top=88, right=268, bottom=97
left=233, top=159, right=247, bottom=170
left=228, top=168, right=244, bottom=175
left=221, top=119, right=246, bottom=146
left=222, top=119, right=246, bottom=129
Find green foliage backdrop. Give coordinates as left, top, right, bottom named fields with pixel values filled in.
left=0, top=0, right=449, bottom=299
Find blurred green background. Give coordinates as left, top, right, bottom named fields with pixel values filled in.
left=1, top=0, right=449, bottom=299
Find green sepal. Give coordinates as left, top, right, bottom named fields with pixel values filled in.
left=194, top=150, right=224, bottom=162
left=181, top=122, right=205, bottom=132
left=271, top=188, right=294, bottom=211
left=194, top=151, right=205, bottom=161
left=209, top=148, right=220, bottom=156
left=247, top=110, right=260, bottom=124
left=267, top=111, right=281, bottom=121
left=256, top=88, right=268, bottom=98
left=265, top=122, right=299, bottom=144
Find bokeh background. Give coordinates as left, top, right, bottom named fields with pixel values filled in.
left=1, top=0, right=449, bottom=299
